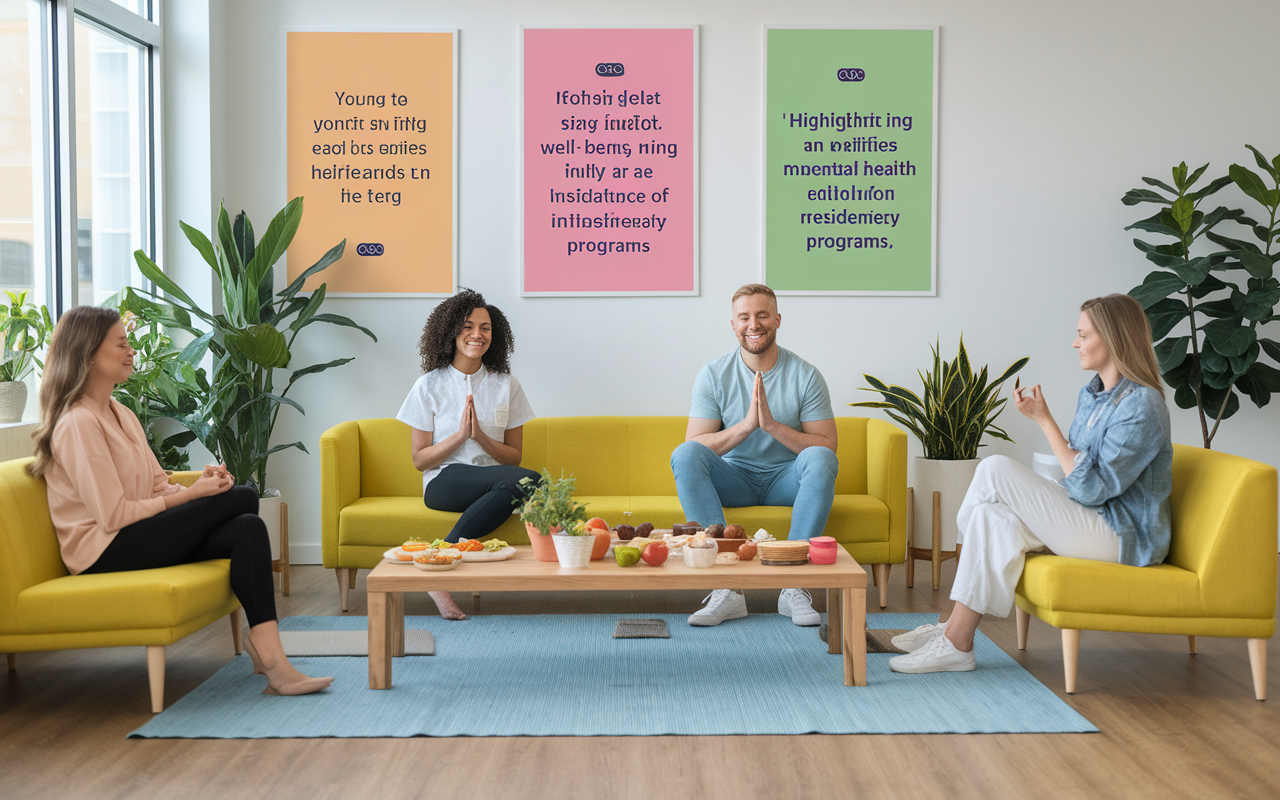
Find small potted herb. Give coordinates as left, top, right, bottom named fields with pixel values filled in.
left=518, top=468, right=590, bottom=565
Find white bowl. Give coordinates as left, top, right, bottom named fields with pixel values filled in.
left=413, top=558, right=461, bottom=571
left=683, top=544, right=718, bottom=568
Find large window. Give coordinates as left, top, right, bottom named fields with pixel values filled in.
left=0, top=0, right=159, bottom=316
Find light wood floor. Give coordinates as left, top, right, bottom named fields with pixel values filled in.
left=4, top=559, right=1279, bottom=800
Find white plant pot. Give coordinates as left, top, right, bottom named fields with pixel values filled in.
left=0, top=381, right=28, bottom=424
left=258, top=490, right=283, bottom=561
left=913, top=458, right=980, bottom=551
left=551, top=534, right=594, bottom=568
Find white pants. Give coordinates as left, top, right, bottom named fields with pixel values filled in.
left=950, top=455, right=1120, bottom=618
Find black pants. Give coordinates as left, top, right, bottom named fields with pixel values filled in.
left=423, top=464, right=541, bottom=543
left=82, top=486, right=277, bottom=627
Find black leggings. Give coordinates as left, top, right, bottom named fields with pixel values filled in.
left=423, top=464, right=541, bottom=543
left=82, top=486, right=277, bottom=627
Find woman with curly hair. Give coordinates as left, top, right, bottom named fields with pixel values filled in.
left=396, top=289, right=537, bottom=620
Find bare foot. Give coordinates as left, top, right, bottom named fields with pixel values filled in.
left=430, top=590, right=468, bottom=620
left=248, top=628, right=333, bottom=696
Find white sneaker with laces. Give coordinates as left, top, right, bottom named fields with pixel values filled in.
left=888, top=631, right=976, bottom=673
left=688, top=589, right=748, bottom=626
left=777, top=588, right=821, bottom=626
left=890, top=622, right=946, bottom=653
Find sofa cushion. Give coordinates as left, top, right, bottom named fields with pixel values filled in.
left=337, top=496, right=636, bottom=548
left=16, top=560, right=236, bottom=634
left=1016, top=555, right=1205, bottom=618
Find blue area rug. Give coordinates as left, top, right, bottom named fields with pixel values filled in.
left=130, top=613, right=1095, bottom=738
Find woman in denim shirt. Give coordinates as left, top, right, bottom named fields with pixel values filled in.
left=890, top=294, right=1173, bottom=674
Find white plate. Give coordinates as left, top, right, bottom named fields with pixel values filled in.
left=383, top=547, right=462, bottom=563
left=459, top=545, right=517, bottom=562
left=413, top=559, right=461, bottom=571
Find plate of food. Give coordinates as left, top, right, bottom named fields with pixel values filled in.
left=453, top=539, right=517, bottom=561
left=384, top=539, right=462, bottom=563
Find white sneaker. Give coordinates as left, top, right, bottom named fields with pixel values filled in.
left=890, top=622, right=946, bottom=653
left=777, top=588, right=821, bottom=626
left=888, top=631, right=976, bottom=673
left=688, top=589, right=748, bottom=626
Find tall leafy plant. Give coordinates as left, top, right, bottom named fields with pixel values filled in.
left=850, top=338, right=1028, bottom=460
left=1124, top=146, right=1280, bottom=448
left=133, top=198, right=377, bottom=494
left=109, top=288, right=209, bottom=470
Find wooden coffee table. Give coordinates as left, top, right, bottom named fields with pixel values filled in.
left=365, top=546, right=867, bottom=689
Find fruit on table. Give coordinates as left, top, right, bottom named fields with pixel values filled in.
left=614, top=546, right=641, bottom=567
left=634, top=522, right=655, bottom=538
left=723, top=524, right=745, bottom=539
left=586, top=517, right=609, bottom=531
left=737, top=541, right=758, bottom=560
left=705, top=523, right=725, bottom=538
left=641, top=541, right=669, bottom=566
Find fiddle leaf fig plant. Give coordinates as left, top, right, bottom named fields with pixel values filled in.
left=132, top=197, right=378, bottom=494
left=0, top=289, right=53, bottom=383
left=1125, top=146, right=1280, bottom=449
left=850, top=337, right=1028, bottom=460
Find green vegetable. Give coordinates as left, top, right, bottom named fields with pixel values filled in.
left=614, top=546, right=641, bottom=567
left=482, top=539, right=509, bottom=552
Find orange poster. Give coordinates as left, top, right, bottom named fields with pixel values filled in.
left=287, top=31, right=456, bottom=295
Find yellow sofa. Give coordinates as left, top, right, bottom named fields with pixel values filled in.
left=321, top=415, right=907, bottom=609
left=1015, top=444, right=1277, bottom=700
left=0, top=459, right=242, bottom=712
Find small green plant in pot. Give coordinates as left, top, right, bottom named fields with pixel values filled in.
left=0, top=290, right=53, bottom=423
left=850, top=337, right=1028, bottom=552
left=518, top=468, right=591, bottom=565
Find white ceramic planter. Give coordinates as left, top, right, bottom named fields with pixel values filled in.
left=0, top=381, right=28, bottom=424
left=258, top=490, right=283, bottom=561
left=552, top=533, right=594, bottom=568
left=913, top=458, right=980, bottom=550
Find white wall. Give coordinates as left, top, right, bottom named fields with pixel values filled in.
left=208, top=0, right=1280, bottom=563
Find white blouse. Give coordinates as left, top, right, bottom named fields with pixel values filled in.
left=395, top=365, right=535, bottom=489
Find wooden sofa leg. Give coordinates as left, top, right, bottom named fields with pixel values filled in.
left=147, top=646, right=166, bottom=713
left=873, top=564, right=889, bottom=608
left=1016, top=606, right=1029, bottom=650
left=1062, top=629, right=1080, bottom=694
left=1248, top=639, right=1267, bottom=701
left=349, top=568, right=359, bottom=590
left=1188, top=635, right=1197, bottom=655
left=6, top=653, right=15, bottom=671
left=231, top=607, right=244, bottom=655
left=337, top=569, right=351, bottom=612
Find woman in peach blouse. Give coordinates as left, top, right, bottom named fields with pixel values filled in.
left=28, top=306, right=330, bottom=697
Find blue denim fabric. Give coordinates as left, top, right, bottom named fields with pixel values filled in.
left=670, top=441, right=839, bottom=540
left=1063, top=375, right=1173, bottom=566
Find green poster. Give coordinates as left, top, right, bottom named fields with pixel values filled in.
left=764, top=27, right=937, bottom=294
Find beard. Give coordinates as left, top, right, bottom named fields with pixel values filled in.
left=738, top=327, right=776, bottom=354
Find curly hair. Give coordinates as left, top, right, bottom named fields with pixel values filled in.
left=418, top=288, right=514, bottom=374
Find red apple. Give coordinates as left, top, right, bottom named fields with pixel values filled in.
left=641, top=541, right=669, bottom=566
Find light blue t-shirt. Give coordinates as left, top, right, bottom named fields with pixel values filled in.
left=689, top=346, right=834, bottom=470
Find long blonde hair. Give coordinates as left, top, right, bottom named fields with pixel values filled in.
left=1082, top=294, right=1165, bottom=397
left=27, top=306, right=121, bottom=477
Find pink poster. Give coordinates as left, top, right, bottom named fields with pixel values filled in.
left=522, top=27, right=698, bottom=295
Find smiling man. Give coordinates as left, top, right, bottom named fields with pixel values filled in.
left=671, top=284, right=839, bottom=627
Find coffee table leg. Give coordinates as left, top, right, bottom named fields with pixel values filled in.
left=368, top=591, right=394, bottom=689
left=827, top=588, right=842, bottom=655
left=843, top=586, right=867, bottom=687
left=391, top=592, right=405, bottom=657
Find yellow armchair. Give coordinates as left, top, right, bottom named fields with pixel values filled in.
left=1014, top=444, right=1277, bottom=699
left=0, top=459, right=242, bottom=712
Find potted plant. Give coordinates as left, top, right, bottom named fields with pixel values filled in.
left=1124, top=146, right=1280, bottom=449
left=132, top=198, right=377, bottom=562
left=850, top=337, right=1027, bottom=551
left=108, top=289, right=208, bottom=470
left=0, top=290, right=53, bottom=423
left=518, top=468, right=591, bottom=565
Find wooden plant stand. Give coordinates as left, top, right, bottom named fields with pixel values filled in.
left=272, top=501, right=290, bottom=596
left=904, top=487, right=962, bottom=591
